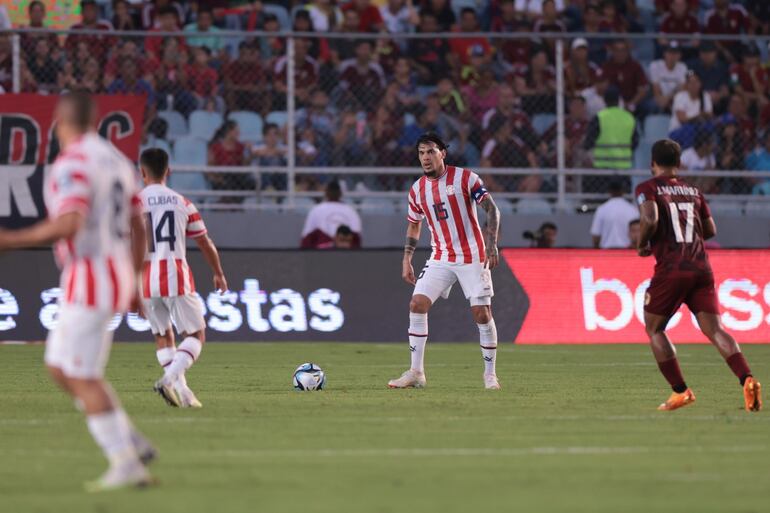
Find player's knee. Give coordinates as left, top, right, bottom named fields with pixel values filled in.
left=46, top=365, right=69, bottom=390
left=472, top=307, right=492, bottom=324
left=409, top=296, right=431, bottom=314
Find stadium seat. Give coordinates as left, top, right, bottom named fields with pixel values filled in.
left=515, top=198, right=553, bottom=215
left=532, top=114, right=556, bottom=136
left=264, top=4, right=291, bottom=30
left=158, top=110, right=188, bottom=140
left=189, top=110, right=224, bottom=142
left=228, top=111, right=264, bottom=143
left=266, top=111, right=289, bottom=128
left=359, top=197, right=398, bottom=214
left=643, top=115, right=671, bottom=143
left=634, top=142, right=652, bottom=170
left=140, top=137, right=172, bottom=157
left=172, top=136, right=208, bottom=165
left=287, top=196, right=317, bottom=213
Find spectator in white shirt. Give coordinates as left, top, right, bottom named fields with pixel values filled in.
left=628, top=219, right=640, bottom=249
left=649, top=42, right=687, bottom=112
left=669, top=70, right=713, bottom=132
left=380, top=0, right=419, bottom=33
left=301, top=181, right=362, bottom=249
left=681, top=130, right=717, bottom=192
left=590, top=180, right=639, bottom=248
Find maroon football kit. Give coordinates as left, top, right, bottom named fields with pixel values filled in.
left=635, top=176, right=719, bottom=318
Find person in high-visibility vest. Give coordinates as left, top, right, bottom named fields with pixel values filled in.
left=584, top=86, right=639, bottom=170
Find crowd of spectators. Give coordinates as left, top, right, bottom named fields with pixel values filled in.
left=4, top=0, right=770, bottom=196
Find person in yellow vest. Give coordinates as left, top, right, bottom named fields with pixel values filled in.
left=584, top=86, right=639, bottom=170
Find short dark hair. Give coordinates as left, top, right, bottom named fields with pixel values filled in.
left=326, top=180, right=342, bottom=201
left=540, top=222, right=558, bottom=232
left=157, top=6, right=177, bottom=17
left=58, top=91, right=97, bottom=132
left=263, top=122, right=279, bottom=135
left=608, top=179, right=624, bottom=195
left=604, top=85, right=620, bottom=106
left=629, top=218, right=640, bottom=227
left=336, top=224, right=353, bottom=236
left=415, top=132, right=447, bottom=152
left=460, top=7, right=477, bottom=17
left=29, top=1, right=45, bottom=11
left=651, top=139, right=681, bottom=168
left=140, top=148, right=170, bottom=180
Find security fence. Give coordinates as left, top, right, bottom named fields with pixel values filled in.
left=3, top=27, right=770, bottom=213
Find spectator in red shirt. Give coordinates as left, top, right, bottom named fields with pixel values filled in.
left=408, top=12, right=451, bottom=85
left=512, top=46, right=556, bottom=114
left=328, top=9, right=362, bottom=67
left=659, top=0, right=701, bottom=61
left=599, top=40, right=650, bottom=116
left=655, top=0, right=698, bottom=13
left=565, top=38, right=603, bottom=99
left=224, top=41, right=267, bottom=114
left=579, top=4, right=610, bottom=65
left=104, top=39, right=149, bottom=89
left=343, top=0, right=384, bottom=32
left=148, top=37, right=195, bottom=116
left=207, top=120, right=255, bottom=200
left=542, top=95, right=591, bottom=168
left=449, top=8, right=493, bottom=69
left=20, top=1, right=60, bottom=59
left=113, top=0, right=139, bottom=30
left=480, top=113, right=540, bottom=192
left=145, top=6, right=188, bottom=60
left=66, top=0, right=114, bottom=64
left=533, top=0, right=566, bottom=58
left=186, top=46, right=222, bottom=112
left=492, top=1, right=531, bottom=67
left=730, top=44, right=768, bottom=113
left=273, top=38, right=320, bottom=109
left=704, top=0, right=749, bottom=63
left=338, top=39, right=387, bottom=113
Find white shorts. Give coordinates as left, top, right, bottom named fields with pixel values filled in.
left=44, top=305, right=114, bottom=379
left=413, top=260, right=494, bottom=306
left=142, top=294, right=206, bottom=336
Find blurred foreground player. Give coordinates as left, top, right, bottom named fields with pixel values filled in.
left=636, top=139, right=761, bottom=412
left=389, top=133, right=502, bottom=390
left=0, top=93, right=156, bottom=490
left=138, top=148, right=228, bottom=408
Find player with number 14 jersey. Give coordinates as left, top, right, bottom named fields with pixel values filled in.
left=139, top=149, right=228, bottom=409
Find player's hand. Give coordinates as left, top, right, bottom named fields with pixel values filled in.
left=402, top=261, right=416, bottom=285
left=214, top=273, right=228, bottom=294
left=486, top=247, right=499, bottom=270
left=637, top=244, right=652, bottom=257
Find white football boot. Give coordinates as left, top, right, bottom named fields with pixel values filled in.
left=483, top=374, right=501, bottom=390
left=388, top=369, right=427, bottom=388
left=176, top=383, right=203, bottom=408
left=153, top=377, right=182, bottom=407
left=84, top=460, right=153, bottom=492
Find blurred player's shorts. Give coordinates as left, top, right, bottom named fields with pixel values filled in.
left=45, top=305, right=115, bottom=379
left=142, top=294, right=206, bottom=336
left=414, top=261, right=494, bottom=306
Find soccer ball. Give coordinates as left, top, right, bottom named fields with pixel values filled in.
left=293, top=363, right=326, bottom=391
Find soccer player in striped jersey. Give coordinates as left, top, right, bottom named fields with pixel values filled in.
left=0, top=93, right=155, bottom=491
left=138, top=148, right=228, bottom=409
left=388, top=133, right=502, bottom=390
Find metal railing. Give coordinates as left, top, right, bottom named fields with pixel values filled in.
left=3, top=27, right=770, bottom=211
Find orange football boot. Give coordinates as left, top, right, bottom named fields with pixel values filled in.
left=657, top=388, right=696, bottom=411
left=743, top=377, right=762, bottom=412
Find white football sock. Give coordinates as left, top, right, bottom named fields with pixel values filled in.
left=87, top=409, right=139, bottom=466
left=409, top=312, right=428, bottom=373
left=165, top=337, right=202, bottom=381
left=156, top=347, right=175, bottom=375
left=478, top=319, right=498, bottom=375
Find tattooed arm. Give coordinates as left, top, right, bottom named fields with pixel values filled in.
left=402, top=220, right=421, bottom=285
left=479, top=194, right=500, bottom=269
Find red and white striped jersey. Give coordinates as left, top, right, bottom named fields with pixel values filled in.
left=407, top=166, right=489, bottom=264
left=139, top=183, right=207, bottom=298
left=43, top=133, right=141, bottom=313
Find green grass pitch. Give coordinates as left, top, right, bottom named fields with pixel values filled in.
left=0, top=342, right=768, bottom=513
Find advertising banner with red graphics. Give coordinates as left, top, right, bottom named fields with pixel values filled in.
left=503, top=249, right=770, bottom=344
left=0, top=94, right=145, bottom=164
left=0, top=94, right=145, bottom=229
